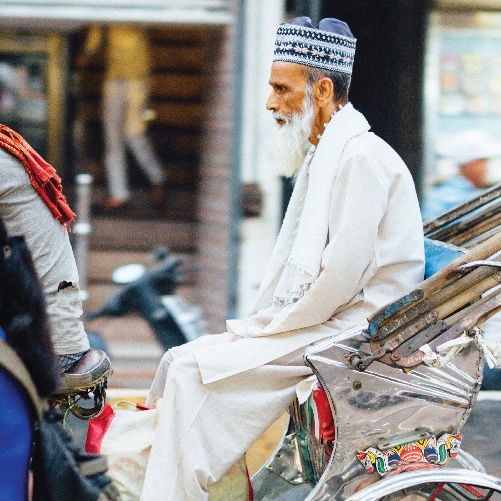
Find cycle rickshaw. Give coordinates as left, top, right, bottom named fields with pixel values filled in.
left=251, top=183, right=501, bottom=501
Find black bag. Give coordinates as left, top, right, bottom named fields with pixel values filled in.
left=0, top=338, right=120, bottom=501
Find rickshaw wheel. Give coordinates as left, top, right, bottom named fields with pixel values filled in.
left=344, top=469, right=501, bottom=501
left=379, top=483, right=493, bottom=501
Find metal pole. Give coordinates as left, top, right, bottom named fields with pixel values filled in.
left=74, top=173, right=93, bottom=302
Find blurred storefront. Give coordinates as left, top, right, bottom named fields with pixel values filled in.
left=0, top=2, right=233, bottom=173
left=0, top=1, right=243, bottom=333
left=424, top=7, right=501, bottom=189
left=0, top=32, right=66, bottom=168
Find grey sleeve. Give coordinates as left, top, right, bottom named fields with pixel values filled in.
left=0, top=149, right=90, bottom=354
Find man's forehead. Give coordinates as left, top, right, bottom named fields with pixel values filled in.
left=269, top=61, right=306, bottom=85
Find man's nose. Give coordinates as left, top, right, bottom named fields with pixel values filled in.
left=266, top=92, right=277, bottom=111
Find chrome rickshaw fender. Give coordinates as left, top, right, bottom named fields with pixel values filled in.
left=299, top=326, right=484, bottom=500
left=251, top=326, right=488, bottom=501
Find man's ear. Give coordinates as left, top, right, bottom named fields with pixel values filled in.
left=314, top=77, right=334, bottom=108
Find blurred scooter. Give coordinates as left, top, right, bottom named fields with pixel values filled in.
left=87, top=247, right=206, bottom=350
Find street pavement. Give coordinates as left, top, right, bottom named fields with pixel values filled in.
left=461, top=392, right=501, bottom=478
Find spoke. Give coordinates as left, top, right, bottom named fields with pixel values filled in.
left=447, top=483, right=494, bottom=501
left=427, top=483, right=445, bottom=501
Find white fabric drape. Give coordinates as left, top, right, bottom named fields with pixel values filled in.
left=249, top=102, right=370, bottom=312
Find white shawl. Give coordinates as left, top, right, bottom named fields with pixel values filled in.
left=249, top=102, right=370, bottom=314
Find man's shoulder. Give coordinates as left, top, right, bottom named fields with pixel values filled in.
left=0, top=145, right=34, bottom=199
left=0, top=145, right=24, bottom=171
left=343, top=131, right=398, bottom=158
left=342, top=131, right=409, bottom=175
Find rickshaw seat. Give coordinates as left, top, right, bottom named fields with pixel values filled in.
left=423, top=238, right=466, bottom=279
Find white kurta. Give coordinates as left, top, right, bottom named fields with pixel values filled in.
left=196, top=131, right=425, bottom=384
left=141, top=129, right=425, bottom=501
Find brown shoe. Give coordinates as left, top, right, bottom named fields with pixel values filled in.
left=150, top=184, right=166, bottom=209
left=50, top=349, right=112, bottom=419
left=56, top=348, right=112, bottom=395
left=103, top=196, right=128, bottom=212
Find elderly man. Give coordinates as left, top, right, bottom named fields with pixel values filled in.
left=141, top=17, right=424, bottom=501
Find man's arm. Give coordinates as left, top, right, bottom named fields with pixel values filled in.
left=0, top=149, right=89, bottom=355
left=248, top=154, right=390, bottom=336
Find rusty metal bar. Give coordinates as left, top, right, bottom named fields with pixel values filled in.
left=426, top=198, right=501, bottom=244
left=423, top=182, right=501, bottom=236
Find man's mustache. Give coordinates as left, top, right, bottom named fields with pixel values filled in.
left=273, top=112, right=292, bottom=123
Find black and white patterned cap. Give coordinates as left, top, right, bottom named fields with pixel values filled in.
left=273, top=17, right=356, bottom=75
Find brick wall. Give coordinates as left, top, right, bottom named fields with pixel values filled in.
left=196, top=22, right=237, bottom=333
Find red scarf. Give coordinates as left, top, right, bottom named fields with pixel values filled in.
left=0, top=125, right=75, bottom=226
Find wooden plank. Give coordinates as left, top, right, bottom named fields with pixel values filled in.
left=152, top=101, right=202, bottom=127
left=87, top=250, right=157, bottom=281
left=88, top=185, right=198, bottom=218
left=87, top=250, right=196, bottom=282
left=447, top=212, right=501, bottom=246
left=80, top=100, right=202, bottom=128
left=108, top=369, right=158, bottom=389
left=151, top=129, right=201, bottom=157
left=85, top=314, right=154, bottom=342
left=79, top=72, right=204, bottom=100
left=427, top=199, right=501, bottom=243
left=84, top=283, right=196, bottom=315
left=150, top=27, right=211, bottom=45
left=151, top=46, right=208, bottom=71
left=151, top=73, right=204, bottom=100
left=89, top=217, right=196, bottom=251
left=80, top=71, right=104, bottom=96
left=84, top=283, right=122, bottom=313
left=367, top=231, right=501, bottom=332
left=424, top=182, right=501, bottom=236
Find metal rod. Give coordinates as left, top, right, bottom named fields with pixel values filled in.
left=74, top=173, right=93, bottom=302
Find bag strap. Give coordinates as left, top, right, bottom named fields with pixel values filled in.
left=0, top=337, right=44, bottom=421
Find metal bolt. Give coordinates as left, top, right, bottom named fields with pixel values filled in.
left=391, top=352, right=401, bottom=360
left=352, top=381, right=362, bottom=391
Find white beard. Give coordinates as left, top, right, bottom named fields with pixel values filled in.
left=272, top=95, right=315, bottom=178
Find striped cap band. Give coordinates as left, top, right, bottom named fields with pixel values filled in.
left=273, top=24, right=356, bottom=75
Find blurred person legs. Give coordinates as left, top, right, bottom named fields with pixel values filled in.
left=103, top=79, right=166, bottom=209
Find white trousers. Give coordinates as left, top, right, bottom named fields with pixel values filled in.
left=140, top=332, right=314, bottom=501
left=103, top=79, right=165, bottom=202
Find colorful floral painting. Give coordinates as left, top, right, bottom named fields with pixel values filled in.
left=356, top=433, right=462, bottom=476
